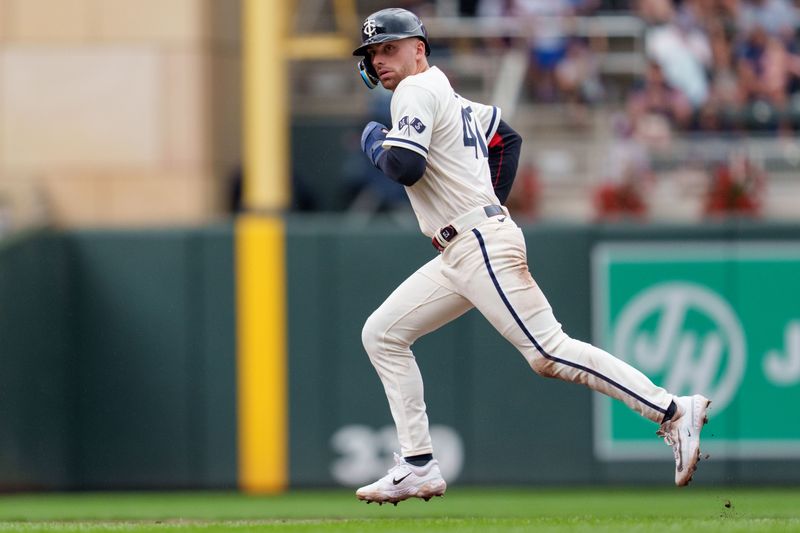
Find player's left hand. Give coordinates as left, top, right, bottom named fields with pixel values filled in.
left=361, top=121, right=388, bottom=167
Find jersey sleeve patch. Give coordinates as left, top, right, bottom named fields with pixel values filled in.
left=387, top=83, right=435, bottom=158
left=398, top=115, right=428, bottom=134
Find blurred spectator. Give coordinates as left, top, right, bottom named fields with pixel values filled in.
left=735, top=26, right=800, bottom=104
left=555, top=37, right=606, bottom=120
left=698, top=18, right=742, bottom=130
left=605, top=114, right=654, bottom=182
left=594, top=114, right=652, bottom=220
left=476, top=0, right=516, bottom=51
left=643, top=0, right=712, bottom=109
left=460, top=0, right=481, bottom=15
left=737, top=0, right=797, bottom=41
left=476, top=0, right=605, bottom=105
left=675, top=0, right=717, bottom=32
left=708, top=18, right=739, bottom=98
left=568, top=0, right=602, bottom=15
left=396, top=0, right=436, bottom=17
left=732, top=24, right=800, bottom=130
left=476, top=0, right=514, bottom=16
left=627, top=61, right=694, bottom=134
left=713, top=0, right=741, bottom=37
left=514, top=0, right=575, bottom=101
left=637, top=0, right=674, bottom=24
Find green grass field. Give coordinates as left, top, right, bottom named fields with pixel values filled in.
left=0, top=487, right=797, bottom=532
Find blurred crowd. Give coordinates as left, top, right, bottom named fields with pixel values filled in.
left=401, top=0, right=800, bottom=133
left=339, top=0, right=797, bottom=219
left=634, top=0, right=800, bottom=135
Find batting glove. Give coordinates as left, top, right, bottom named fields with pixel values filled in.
left=361, top=121, right=388, bottom=167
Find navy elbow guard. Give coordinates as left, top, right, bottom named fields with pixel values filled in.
left=361, top=121, right=388, bottom=166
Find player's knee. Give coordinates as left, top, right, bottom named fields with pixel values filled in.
left=528, top=329, right=585, bottom=378
left=361, top=312, right=390, bottom=359
left=527, top=331, right=569, bottom=377
left=361, top=316, right=380, bottom=357
left=530, top=356, right=558, bottom=378
left=362, top=311, right=411, bottom=362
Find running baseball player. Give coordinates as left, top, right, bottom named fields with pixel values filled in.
left=352, top=8, right=711, bottom=505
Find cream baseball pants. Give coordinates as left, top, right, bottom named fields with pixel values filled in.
left=361, top=214, right=674, bottom=457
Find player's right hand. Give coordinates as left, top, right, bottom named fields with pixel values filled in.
left=360, top=121, right=388, bottom=167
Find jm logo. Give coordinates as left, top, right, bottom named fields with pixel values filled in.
left=613, top=282, right=746, bottom=414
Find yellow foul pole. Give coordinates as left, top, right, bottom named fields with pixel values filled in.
left=238, top=0, right=356, bottom=494
left=243, top=0, right=289, bottom=210
left=238, top=0, right=289, bottom=493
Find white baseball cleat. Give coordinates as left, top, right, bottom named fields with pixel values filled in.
left=356, top=453, right=447, bottom=505
left=657, top=394, right=711, bottom=486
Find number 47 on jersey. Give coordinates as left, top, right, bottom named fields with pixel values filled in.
left=461, top=106, right=488, bottom=159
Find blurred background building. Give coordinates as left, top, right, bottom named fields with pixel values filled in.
left=0, top=0, right=241, bottom=230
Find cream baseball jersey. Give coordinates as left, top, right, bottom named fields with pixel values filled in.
left=381, top=66, right=502, bottom=237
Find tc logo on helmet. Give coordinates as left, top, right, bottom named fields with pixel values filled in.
left=363, top=19, right=377, bottom=38
left=613, top=282, right=746, bottom=414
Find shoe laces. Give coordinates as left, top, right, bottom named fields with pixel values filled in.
left=657, top=423, right=681, bottom=466
left=387, top=452, right=409, bottom=474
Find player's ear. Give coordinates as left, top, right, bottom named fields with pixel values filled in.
left=416, top=38, right=426, bottom=58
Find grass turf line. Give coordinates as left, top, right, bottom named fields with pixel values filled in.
left=0, top=487, right=797, bottom=532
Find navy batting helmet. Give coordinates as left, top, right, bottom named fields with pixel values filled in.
left=353, top=8, right=431, bottom=89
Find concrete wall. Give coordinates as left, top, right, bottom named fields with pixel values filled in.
left=0, top=0, right=241, bottom=227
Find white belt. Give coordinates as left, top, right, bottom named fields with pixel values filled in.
left=432, top=204, right=507, bottom=252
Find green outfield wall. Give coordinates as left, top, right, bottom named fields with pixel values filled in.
left=0, top=232, right=72, bottom=489
left=1, top=219, right=799, bottom=490
left=0, top=227, right=237, bottom=490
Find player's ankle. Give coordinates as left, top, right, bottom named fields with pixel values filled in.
left=405, top=453, right=433, bottom=467
left=661, top=400, right=678, bottom=423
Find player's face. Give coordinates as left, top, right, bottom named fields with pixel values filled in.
left=366, top=38, right=424, bottom=91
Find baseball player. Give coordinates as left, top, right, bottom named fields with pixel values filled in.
left=352, top=8, right=711, bottom=505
